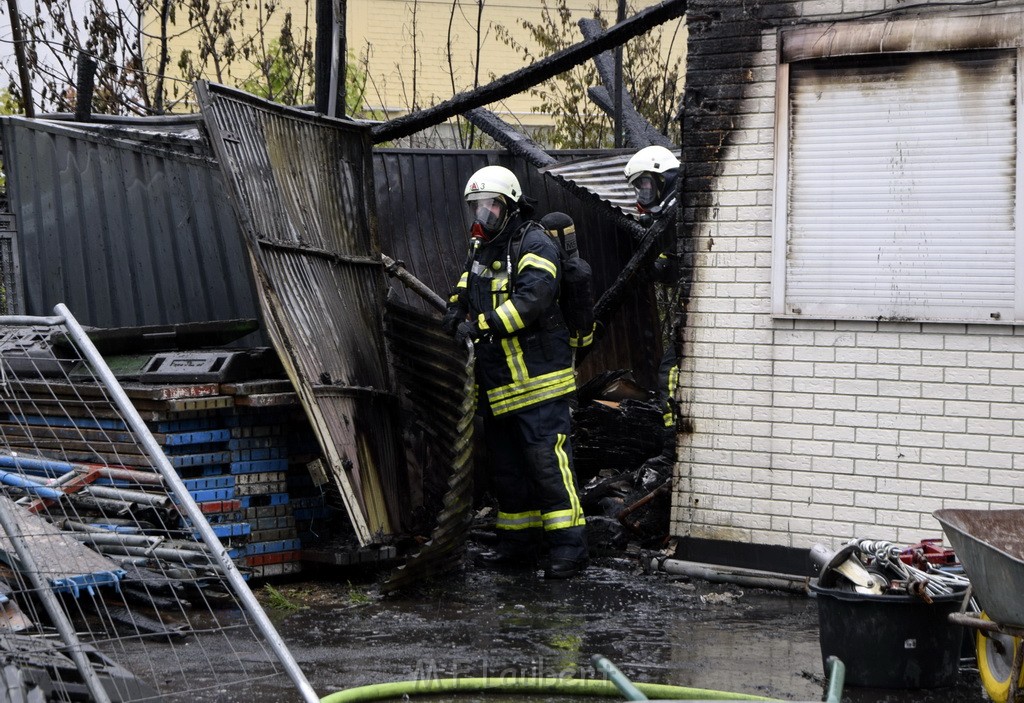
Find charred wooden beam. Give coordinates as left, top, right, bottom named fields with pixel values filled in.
left=574, top=209, right=676, bottom=366
left=588, top=86, right=672, bottom=149
left=381, top=253, right=446, bottom=313
left=590, top=207, right=676, bottom=339
left=371, top=0, right=687, bottom=144
left=578, top=17, right=675, bottom=149
left=464, top=108, right=556, bottom=167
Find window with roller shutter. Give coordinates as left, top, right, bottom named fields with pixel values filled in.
left=773, top=24, right=1024, bottom=325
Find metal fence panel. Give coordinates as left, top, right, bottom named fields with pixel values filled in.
left=0, top=307, right=317, bottom=702
left=0, top=117, right=258, bottom=328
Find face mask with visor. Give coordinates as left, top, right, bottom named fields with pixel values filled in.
left=466, top=193, right=509, bottom=239
left=629, top=173, right=662, bottom=210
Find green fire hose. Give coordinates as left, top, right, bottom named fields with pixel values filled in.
left=319, top=677, right=777, bottom=703
left=319, top=656, right=845, bottom=703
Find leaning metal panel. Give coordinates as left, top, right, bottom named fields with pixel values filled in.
left=197, top=82, right=405, bottom=545
left=382, top=301, right=476, bottom=592
left=0, top=307, right=317, bottom=702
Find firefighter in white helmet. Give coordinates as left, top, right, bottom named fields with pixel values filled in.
left=441, top=164, right=588, bottom=579
left=624, top=144, right=681, bottom=220
left=624, top=145, right=682, bottom=464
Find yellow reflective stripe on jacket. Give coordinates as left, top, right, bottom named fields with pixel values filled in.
left=496, top=510, right=543, bottom=530
left=495, top=300, right=525, bottom=333
left=501, top=337, right=529, bottom=384
left=518, top=252, right=557, bottom=278
left=488, top=365, right=574, bottom=403
left=569, top=324, right=595, bottom=348
left=449, top=271, right=468, bottom=303
left=487, top=367, right=577, bottom=415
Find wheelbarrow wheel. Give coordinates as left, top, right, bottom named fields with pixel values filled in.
left=977, top=612, right=1024, bottom=703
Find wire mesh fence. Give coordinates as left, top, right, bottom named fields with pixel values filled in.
left=0, top=307, right=317, bottom=702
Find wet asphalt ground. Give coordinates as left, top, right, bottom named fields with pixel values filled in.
left=245, top=550, right=991, bottom=703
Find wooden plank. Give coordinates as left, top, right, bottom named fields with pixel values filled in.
left=233, top=393, right=299, bottom=407
left=10, top=379, right=222, bottom=401
left=220, top=380, right=294, bottom=395
left=0, top=422, right=166, bottom=444
left=130, top=396, right=235, bottom=412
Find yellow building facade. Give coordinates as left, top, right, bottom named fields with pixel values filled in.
left=348, top=0, right=683, bottom=128
left=149, top=0, right=684, bottom=140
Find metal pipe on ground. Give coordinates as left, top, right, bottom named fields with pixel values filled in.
left=65, top=532, right=164, bottom=549
left=76, top=466, right=164, bottom=486
left=649, top=556, right=811, bottom=594
left=88, top=543, right=225, bottom=566
left=83, top=484, right=170, bottom=508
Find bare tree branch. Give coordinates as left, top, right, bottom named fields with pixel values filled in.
left=371, top=0, right=686, bottom=144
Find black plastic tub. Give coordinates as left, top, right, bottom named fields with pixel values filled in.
left=810, top=581, right=967, bottom=688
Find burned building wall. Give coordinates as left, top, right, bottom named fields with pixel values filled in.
left=672, top=0, right=1024, bottom=560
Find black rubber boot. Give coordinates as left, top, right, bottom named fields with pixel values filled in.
left=543, top=526, right=589, bottom=579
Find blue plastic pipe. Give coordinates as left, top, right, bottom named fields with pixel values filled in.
left=0, top=468, right=63, bottom=500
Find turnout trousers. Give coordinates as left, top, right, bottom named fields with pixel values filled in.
left=483, top=397, right=587, bottom=562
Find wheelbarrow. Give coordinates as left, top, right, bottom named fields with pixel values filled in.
left=934, top=508, right=1024, bottom=703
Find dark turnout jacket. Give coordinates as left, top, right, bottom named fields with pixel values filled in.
left=446, top=216, right=575, bottom=417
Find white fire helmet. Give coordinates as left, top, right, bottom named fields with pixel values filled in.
left=623, top=146, right=681, bottom=210
left=464, top=166, right=522, bottom=238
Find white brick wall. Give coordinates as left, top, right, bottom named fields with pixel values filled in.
left=671, top=2, right=1024, bottom=553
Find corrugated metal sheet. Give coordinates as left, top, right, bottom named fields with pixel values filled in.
left=1, top=120, right=665, bottom=389
left=382, top=301, right=475, bottom=592
left=0, top=117, right=259, bottom=327
left=540, top=152, right=642, bottom=215
left=374, top=149, right=664, bottom=390
left=197, top=83, right=405, bottom=545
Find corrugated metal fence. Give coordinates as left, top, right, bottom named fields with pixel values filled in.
left=374, top=148, right=661, bottom=388
left=1, top=117, right=259, bottom=329
left=1, top=119, right=663, bottom=389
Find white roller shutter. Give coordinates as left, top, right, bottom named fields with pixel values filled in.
left=778, top=50, right=1020, bottom=322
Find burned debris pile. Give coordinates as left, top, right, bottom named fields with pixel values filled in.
left=573, top=371, right=673, bottom=552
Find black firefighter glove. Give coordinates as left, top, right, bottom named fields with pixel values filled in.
left=454, top=320, right=478, bottom=347
left=441, top=306, right=464, bottom=336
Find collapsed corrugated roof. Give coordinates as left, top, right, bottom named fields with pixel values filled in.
left=540, top=153, right=641, bottom=216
